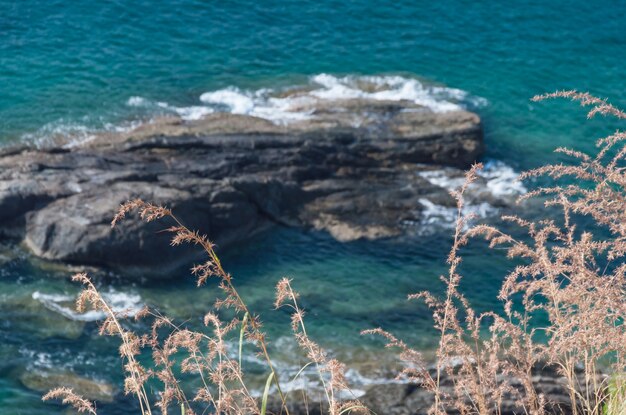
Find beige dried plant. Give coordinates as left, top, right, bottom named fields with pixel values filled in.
left=46, top=200, right=364, bottom=415
left=275, top=278, right=366, bottom=415
left=365, top=91, right=626, bottom=415
left=43, top=387, right=98, bottom=415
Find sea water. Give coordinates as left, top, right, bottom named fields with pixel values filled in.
left=0, top=1, right=624, bottom=413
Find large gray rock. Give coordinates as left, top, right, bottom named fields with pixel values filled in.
left=358, top=364, right=594, bottom=415
left=0, top=99, right=483, bottom=271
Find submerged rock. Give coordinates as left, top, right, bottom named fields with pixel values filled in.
left=0, top=294, right=85, bottom=340
left=19, top=369, right=115, bottom=403
left=0, top=99, right=483, bottom=271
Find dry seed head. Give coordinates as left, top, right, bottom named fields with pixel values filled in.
left=274, top=277, right=292, bottom=308
left=42, top=388, right=97, bottom=415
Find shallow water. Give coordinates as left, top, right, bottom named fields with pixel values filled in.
left=0, top=225, right=524, bottom=414
left=1, top=0, right=625, bottom=412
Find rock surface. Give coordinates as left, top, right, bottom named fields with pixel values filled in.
left=267, top=365, right=598, bottom=415
left=0, top=99, right=483, bottom=270
left=358, top=364, right=599, bottom=415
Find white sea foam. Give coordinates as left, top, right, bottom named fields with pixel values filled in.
left=197, top=74, right=486, bottom=123
left=22, top=122, right=96, bottom=148
left=23, top=118, right=142, bottom=149
left=417, top=160, right=527, bottom=230
left=201, top=86, right=314, bottom=123
left=127, top=96, right=148, bottom=106
left=419, top=198, right=499, bottom=228
left=418, top=160, right=527, bottom=197
left=127, top=96, right=215, bottom=121
left=418, top=199, right=459, bottom=226
left=418, top=170, right=467, bottom=191
left=32, top=289, right=143, bottom=322
left=199, top=88, right=256, bottom=114
left=19, top=348, right=54, bottom=369
left=480, top=160, right=528, bottom=197
left=128, top=74, right=486, bottom=126
left=20, top=347, right=120, bottom=372
left=167, top=105, right=214, bottom=121
left=25, top=74, right=486, bottom=146
left=308, top=74, right=465, bottom=112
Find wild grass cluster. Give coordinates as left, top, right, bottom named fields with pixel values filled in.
left=44, top=92, right=625, bottom=415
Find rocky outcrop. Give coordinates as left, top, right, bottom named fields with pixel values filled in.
left=267, top=365, right=599, bottom=415
left=0, top=99, right=483, bottom=270
left=359, top=364, right=600, bottom=415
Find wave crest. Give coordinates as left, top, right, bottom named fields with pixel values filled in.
left=133, top=74, right=487, bottom=125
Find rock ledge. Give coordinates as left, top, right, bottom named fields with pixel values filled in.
left=0, top=100, right=483, bottom=270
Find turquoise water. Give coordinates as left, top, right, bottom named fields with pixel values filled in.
left=1, top=1, right=625, bottom=413
left=2, top=1, right=625, bottom=166
left=0, top=228, right=520, bottom=414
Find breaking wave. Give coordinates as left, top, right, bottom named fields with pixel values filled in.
left=23, top=74, right=486, bottom=148
left=130, top=73, right=487, bottom=124
left=32, top=289, right=144, bottom=322
left=417, top=160, right=527, bottom=230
